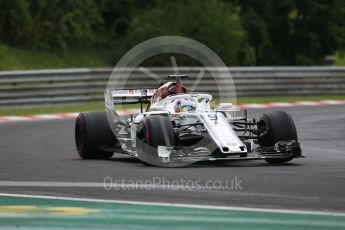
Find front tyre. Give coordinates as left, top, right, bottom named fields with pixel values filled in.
left=136, top=115, right=176, bottom=166
left=75, top=111, right=116, bottom=159
left=258, top=111, right=298, bottom=164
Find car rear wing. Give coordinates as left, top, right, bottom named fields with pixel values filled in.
left=109, top=89, right=156, bottom=104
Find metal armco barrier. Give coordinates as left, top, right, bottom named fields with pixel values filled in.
left=0, top=66, right=344, bottom=106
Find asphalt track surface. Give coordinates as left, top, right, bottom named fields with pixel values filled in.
left=0, top=105, right=345, bottom=213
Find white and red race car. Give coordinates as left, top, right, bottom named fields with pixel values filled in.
left=75, top=75, right=302, bottom=166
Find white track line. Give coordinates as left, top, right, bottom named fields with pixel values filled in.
left=0, top=181, right=337, bottom=202
left=0, top=193, right=345, bottom=217
left=0, top=181, right=215, bottom=191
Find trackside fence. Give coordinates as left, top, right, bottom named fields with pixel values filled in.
left=0, top=66, right=344, bottom=106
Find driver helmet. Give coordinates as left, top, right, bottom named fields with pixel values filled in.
left=174, top=99, right=197, bottom=113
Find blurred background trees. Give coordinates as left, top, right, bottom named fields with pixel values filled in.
left=0, top=0, right=344, bottom=68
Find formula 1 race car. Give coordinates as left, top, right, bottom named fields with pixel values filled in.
left=75, top=75, right=302, bottom=166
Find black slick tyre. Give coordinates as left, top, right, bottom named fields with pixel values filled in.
left=75, top=111, right=116, bottom=159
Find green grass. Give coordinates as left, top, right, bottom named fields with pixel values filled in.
left=0, top=95, right=344, bottom=116
left=0, top=44, right=114, bottom=70
left=335, top=52, right=345, bottom=66
left=1, top=44, right=344, bottom=70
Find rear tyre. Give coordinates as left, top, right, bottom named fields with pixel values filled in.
left=258, top=111, right=298, bottom=164
left=136, top=115, right=176, bottom=166
left=75, top=111, right=116, bottom=159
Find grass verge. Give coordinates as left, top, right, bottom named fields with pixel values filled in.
left=0, top=44, right=114, bottom=70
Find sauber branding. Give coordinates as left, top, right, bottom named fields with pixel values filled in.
left=111, top=89, right=156, bottom=97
